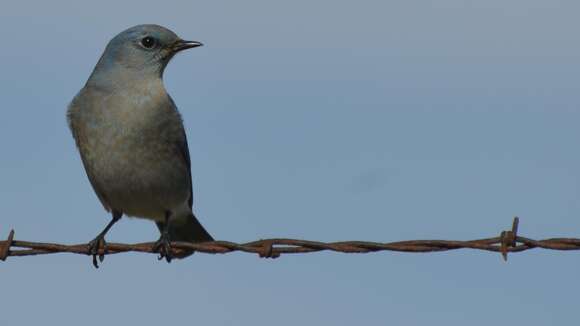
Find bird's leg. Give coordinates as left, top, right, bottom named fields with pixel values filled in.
left=88, top=210, right=122, bottom=268
left=153, top=211, right=173, bottom=263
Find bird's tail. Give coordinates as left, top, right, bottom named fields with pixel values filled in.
left=157, top=212, right=213, bottom=259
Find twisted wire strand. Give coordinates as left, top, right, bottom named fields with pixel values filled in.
left=1, top=218, right=578, bottom=262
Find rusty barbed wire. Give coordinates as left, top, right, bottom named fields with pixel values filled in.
left=1, top=217, right=580, bottom=263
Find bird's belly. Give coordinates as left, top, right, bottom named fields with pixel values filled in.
left=82, top=126, right=189, bottom=221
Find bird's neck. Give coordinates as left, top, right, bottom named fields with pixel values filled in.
left=86, top=64, right=165, bottom=93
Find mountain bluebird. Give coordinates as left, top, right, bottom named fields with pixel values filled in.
left=67, top=24, right=213, bottom=267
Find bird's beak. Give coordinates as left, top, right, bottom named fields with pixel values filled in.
left=172, top=39, right=203, bottom=53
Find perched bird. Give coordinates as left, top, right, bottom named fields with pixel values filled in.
left=67, top=24, right=213, bottom=267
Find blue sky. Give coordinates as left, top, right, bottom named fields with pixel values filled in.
left=1, top=1, right=580, bottom=325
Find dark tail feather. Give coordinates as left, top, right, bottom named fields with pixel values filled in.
left=156, top=213, right=213, bottom=259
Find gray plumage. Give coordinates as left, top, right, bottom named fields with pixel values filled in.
left=67, top=24, right=212, bottom=266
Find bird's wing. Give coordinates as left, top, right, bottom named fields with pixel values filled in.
left=155, top=97, right=214, bottom=245
left=160, top=130, right=215, bottom=244
left=166, top=95, right=194, bottom=209
left=179, top=128, right=194, bottom=209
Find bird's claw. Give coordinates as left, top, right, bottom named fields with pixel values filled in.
left=153, top=234, right=173, bottom=263
left=87, top=236, right=108, bottom=268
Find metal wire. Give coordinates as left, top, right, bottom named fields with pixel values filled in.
left=1, top=217, right=579, bottom=262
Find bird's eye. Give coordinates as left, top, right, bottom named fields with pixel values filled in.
left=140, top=36, right=156, bottom=49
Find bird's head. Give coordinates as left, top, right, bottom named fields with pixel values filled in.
left=92, top=24, right=202, bottom=80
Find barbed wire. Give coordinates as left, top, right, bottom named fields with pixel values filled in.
left=1, top=218, right=580, bottom=264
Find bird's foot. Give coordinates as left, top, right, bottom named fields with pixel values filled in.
left=87, top=235, right=108, bottom=268
left=153, top=233, right=173, bottom=263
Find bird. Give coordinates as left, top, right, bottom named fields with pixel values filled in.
left=67, top=24, right=213, bottom=268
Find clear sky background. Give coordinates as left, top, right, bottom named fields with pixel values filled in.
left=1, top=1, right=580, bottom=325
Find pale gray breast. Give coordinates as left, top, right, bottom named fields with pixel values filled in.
left=68, top=84, right=190, bottom=220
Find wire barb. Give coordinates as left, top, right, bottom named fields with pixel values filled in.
left=0, top=229, right=14, bottom=261
left=500, top=217, right=519, bottom=261
left=1, top=218, right=580, bottom=263
left=257, top=240, right=280, bottom=259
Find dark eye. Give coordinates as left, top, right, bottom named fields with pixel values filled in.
left=140, top=36, right=156, bottom=49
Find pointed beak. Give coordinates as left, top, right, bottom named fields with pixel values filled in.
left=172, top=39, right=203, bottom=53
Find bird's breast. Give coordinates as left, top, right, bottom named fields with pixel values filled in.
left=70, top=86, right=190, bottom=219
